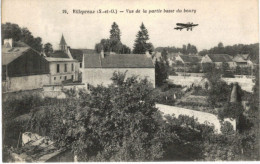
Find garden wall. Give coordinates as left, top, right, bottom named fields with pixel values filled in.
left=156, top=103, right=236, bottom=133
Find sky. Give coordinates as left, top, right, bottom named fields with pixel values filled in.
left=2, top=0, right=259, bottom=51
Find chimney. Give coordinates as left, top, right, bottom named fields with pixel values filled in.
left=101, top=50, right=104, bottom=58
left=230, top=83, right=238, bottom=103
left=145, top=50, right=150, bottom=58
left=4, top=38, right=13, bottom=48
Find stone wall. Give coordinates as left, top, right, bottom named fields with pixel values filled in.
left=3, top=74, right=50, bottom=92
left=82, top=68, right=155, bottom=87
left=156, top=104, right=236, bottom=133
left=168, top=75, right=254, bottom=92
left=222, top=77, right=254, bottom=92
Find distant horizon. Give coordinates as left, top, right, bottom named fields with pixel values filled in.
left=3, top=21, right=259, bottom=52
left=2, top=0, right=259, bottom=51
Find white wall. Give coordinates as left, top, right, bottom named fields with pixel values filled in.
left=168, top=76, right=203, bottom=87
left=156, top=103, right=236, bottom=133
left=49, top=62, right=77, bottom=84
left=4, top=74, right=50, bottom=92
left=83, top=68, right=155, bottom=87
left=168, top=75, right=254, bottom=92
left=222, top=77, right=254, bottom=92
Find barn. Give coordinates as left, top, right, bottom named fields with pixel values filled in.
left=2, top=39, right=50, bottom=92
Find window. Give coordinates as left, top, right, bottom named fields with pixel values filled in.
left=64, top=64, right=67, bottom=72
left=57, top=64, right=60, bottom=73
left=64, top=76, right=67, bottom=80
left=71, top=63, right=74, bottom=71
left=60, top=76, right=62, bottom=79
left=80, top=62, right=82, bottom=68
left=54, top=77, right=56, bottom=80
left=71, top=75, right=74, bottom=79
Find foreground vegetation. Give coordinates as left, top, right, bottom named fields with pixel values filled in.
left=2, top=71, right=259, bottom=161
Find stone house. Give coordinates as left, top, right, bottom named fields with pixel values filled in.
left=82, top=51, right=155, bottom=87
left=2, top=39, right=50, bottom=92
left=45, top=35, right=79, bottom=84
left=232, top=54, right=254, bottom=68
left=201, top=54, right=237, bottom=69
left=174, top=54, right=202, bottom=72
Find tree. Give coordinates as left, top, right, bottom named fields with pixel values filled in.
left=27, top=72, right=168, bottom=161
left=109, top=22, right=121, bottom=53
left=95, top=22, right=131, bottom=54
left=161, top=49, right=168, bottom=61
left=1, top=22, right=21, bottom=42
left=2, top=23, right=43, bottom=52
left=133, top=23, right=154, bottom=54
left=205, top=68, right=231, bottom=107
left=190, top=45, right=198, bottom=54
left=187, top=43, right=191, bottom=54
left=110, top=22, right=121, bottom=41
left=155, top=58, right=169, bottom=87
left=218, top=42, right=224, bottom=48
left=95, top=39, right=111, bottom=53
left=182, top=45, right=187, bottom=54
left=43, top=43, right=53, bottom=56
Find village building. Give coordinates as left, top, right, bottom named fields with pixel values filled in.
left=167, top=52, right=183, bottom=66
left=175, top=54, right=202, bottom=65
left=232, top=54, right=254, bottom=68
left=174, top=54, right=202, bottom=72
left=45, top=35, right=79, bottom=84
left=2, top=39, right=50, bottom=92
left=82, top=51, right=155, bottom=87
left=201, top=54, right=237, bottom=69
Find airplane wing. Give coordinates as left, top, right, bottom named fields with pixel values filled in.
left=176, top=23, right=190, bottom=27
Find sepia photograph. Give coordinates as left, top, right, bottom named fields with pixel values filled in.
left=1, top=0, right=259, bottom=162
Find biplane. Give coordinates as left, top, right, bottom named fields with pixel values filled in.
left=174, top=22, right=199, bottom=31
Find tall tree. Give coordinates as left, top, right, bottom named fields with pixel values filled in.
left=95, top=22, right=131, bottom=54
left=161, top=49, right=168, bottom=61
left=43, top=43, right=53, bottom=56
left=155, top=57, right=169, bottom=87
left=133, top=23, right=154, bottom=54
left=109, top=22, right=121, bottom=53
left=109, top=22, right=121, bottom=41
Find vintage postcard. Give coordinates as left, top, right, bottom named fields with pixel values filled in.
left=1, top=0, right=259, bottom=162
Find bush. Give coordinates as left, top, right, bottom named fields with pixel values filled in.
left=3, top=94, right=44, bottom=122
left=191, top=86, right=208, bottom=96
left=221, top=121, right=235, bottom=135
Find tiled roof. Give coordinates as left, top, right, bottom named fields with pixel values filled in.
left=179, top=55, right=202, bottom=63
left=81, top=49, right=96, bottom=54
left=69, top=49, right=83, bottom=62
left=168, top=52, right=182, bottom=59
left=84, top=54, right=101, bottom=68
left=84, top=54, right=154, bottom=68
left=207, top=54, right=233, bottom=62
left=2, top=42, right=30, bottom=65
left=240, top=54, right=250, bottom=60
left=49, top=50, right=69, bottom=58
left=233, top=55, right=247, bottom=63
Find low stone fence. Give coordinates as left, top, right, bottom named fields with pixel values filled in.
left=156, top=103, right=236, bottom=134
left=42, top=83, right=86, bottom=99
